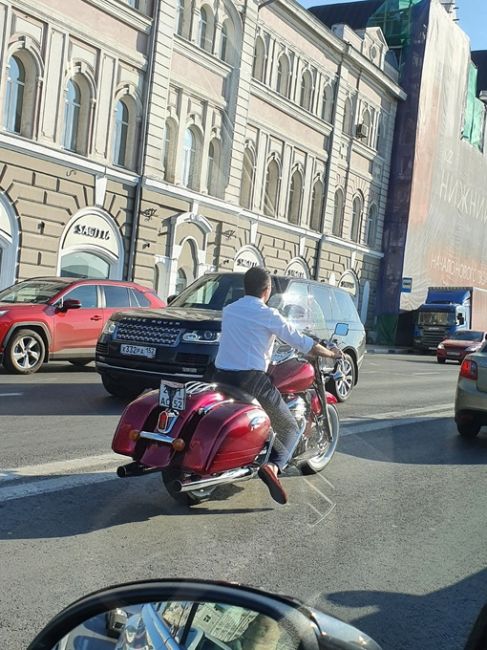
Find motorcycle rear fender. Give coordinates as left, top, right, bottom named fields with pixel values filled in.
left=112, top=390, right=160, bottom=456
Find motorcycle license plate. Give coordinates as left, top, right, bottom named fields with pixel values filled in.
left=159, top=381, right=186, bottom=411
left=120, top=344, right=156, bottom=359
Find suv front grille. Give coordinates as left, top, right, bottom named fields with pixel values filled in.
left=117, top=318, right=182, bottom=347
left=175, top=353, right=209, bottom=366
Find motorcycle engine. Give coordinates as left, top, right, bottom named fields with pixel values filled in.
left=286, top=396, right=308, bottom=433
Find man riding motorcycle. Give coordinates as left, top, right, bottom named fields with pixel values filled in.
left=213, top=267, right=342, bottom=505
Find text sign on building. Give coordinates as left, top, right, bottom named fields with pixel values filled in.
left=63, top=214, right=119, bottom=257
left=401, top=277, right=413, bottom=293
left=233, top=246, right=263, bottom=271
left=338, top=270, right=359, bottom=306
left=285, top=258, right=310, bottom=279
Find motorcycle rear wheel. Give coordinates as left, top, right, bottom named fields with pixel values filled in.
left=161, top=469, right=216, bottom=507
left=301, top=403, right=340, bottom=474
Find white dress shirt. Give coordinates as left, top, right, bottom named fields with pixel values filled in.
left=215, top=295, right=314, bottom=372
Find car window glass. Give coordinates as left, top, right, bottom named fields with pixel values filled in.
left=310, top=285, right=335, bottom=334
left=130, top=288, right=151, bottom=307
left=63, top=285, right=98, bottom=308
left=104, top=285, right=131, bottom=308
left=333, top=289, right=358, bottom=322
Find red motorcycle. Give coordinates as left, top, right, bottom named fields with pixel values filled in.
left=112, top=329, right=346, bottom=506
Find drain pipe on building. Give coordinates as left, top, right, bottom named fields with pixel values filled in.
left=314, top=43, right=349, bottom=281
left=127, top=3, right=161, bottom=281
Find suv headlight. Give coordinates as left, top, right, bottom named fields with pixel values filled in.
left=102, top=319, right=118, bottom=336
left=465, top=345, right=479, bottom=352
left=182, top=330, right=221, bottom=344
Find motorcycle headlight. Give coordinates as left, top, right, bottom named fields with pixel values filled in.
left=182, top=330, right=221, bottom=344
left=102, top=319, right=118, bottom=336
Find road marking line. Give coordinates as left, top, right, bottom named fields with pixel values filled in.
left=0, top=392, right=23, bottom=397
left=0, top=405, right=455, bottom=502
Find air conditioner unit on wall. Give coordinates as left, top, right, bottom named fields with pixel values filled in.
left=356, top=123, right=369, bottom=139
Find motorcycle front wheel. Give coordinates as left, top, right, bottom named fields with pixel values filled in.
left=301, top=403, right=340, bottom=474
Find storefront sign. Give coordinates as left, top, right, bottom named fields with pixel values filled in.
left=233, top=246, right=264, bottom=271
left=285, top=258, right=310, bottom=279
left=63, top=213, right=119, bottom=257
left=338, top=270, right=359, bottom=304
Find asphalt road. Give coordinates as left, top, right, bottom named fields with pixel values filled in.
left=1, top=354, right=486, bottom=650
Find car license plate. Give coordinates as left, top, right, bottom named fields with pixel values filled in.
left=449, top=351, right=460, bottom=357
left=159, top=381, right=186, bottom=411
left=120, top=344, right=156, bottom=359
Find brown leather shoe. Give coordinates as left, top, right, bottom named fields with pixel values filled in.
left=258, top=464, right=288, bottom=504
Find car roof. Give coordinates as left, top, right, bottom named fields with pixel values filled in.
left=20, top=277, right=152, bottom=289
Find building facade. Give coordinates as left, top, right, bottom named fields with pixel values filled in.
left=0, top=0, right=403, bottom=329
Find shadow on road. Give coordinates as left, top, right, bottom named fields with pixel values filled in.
left=0, top=477, right=273, bottom=540
left=0, top=362, right=97, bottom=375
left=317, top=568, right=487, bottom=650
left=339, top=417, right=487, bottom=465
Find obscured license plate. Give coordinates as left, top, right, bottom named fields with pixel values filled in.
left=120, top=344, right=156, bottom=359
left=159, top=381, right=186, bottom=411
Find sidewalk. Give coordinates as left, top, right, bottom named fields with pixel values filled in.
left=366, top=345, right=415, bottom=354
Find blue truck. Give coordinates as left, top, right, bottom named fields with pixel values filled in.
left=413, top=286, right=487, bottom=351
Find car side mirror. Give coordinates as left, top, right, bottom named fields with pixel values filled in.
left=167, top=294, right=178, bottom=305
left=26, top=579, right=382, bottom=650
left=58, top=299, right=82, bottom=312
left=334, top=322, right=349, bottom=337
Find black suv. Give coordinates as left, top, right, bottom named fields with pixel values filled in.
left=96, top=272, right=366, bottom=401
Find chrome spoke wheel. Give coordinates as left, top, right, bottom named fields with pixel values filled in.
left=303, top=404, right=340, bottom=473
left=14, top=337, right=41, bottom=369
left=332, top=354, right=356, bottom=402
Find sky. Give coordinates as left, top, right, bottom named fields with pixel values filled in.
left=298, top=0, right=487, bottom=51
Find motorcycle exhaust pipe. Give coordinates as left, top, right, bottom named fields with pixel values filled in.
left=175, top=467, right=254, bottom=493
left=116, top=462, right=160, bottom=478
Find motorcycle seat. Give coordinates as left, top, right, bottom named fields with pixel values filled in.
left=215, top=383, right=260, bottom=406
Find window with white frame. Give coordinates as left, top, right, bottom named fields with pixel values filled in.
left=220, top=20, right=234, bottom=63
left=4, top=55, right=25, bottom=134
left=332, top=189, right=344, bottom=237
left=351, top=194, right=363, bottom=242
left=263, top=159, right=280, bottom=217
left=207, top=138, right=222, bottom=197
left=199, top=6, right=214, bottom=53
left=288, top=170, right=303, bottom=225
left=300, top=70, right=313, bottom=112
left=253, top=37, right=266, bottom=82
left=176, top=0, right=184, bottom=34
left=321, top=84, right=333, bottom=123
left=240, top=147, right=255, bottom=209
left=276, top=55, right=290, bottom=98
left=113, top=100, right=130, bottom=166
left=63, top=75, right=91, bottom=155
left=182, top=127, right=199, bottom=189
left=367, top=203, right=378, bottom=247
left=310, top=179, right=324, bottom=232
left=162, top=119, right=177, bottom=183
left=342, top=97, right=354, bottom=136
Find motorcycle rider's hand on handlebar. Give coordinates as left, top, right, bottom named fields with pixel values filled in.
left=309, top=342, right=343, bottom=360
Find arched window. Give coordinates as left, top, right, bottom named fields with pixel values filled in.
left=343, top=97, right=354, bottom=136
left=63, top=80, right=81, bottom=152
left=199, top=6, right=214, bottom=52
left=220, top=20, right=233, bottom=63
left=351, top=194, right=363, bottom=242
left=113, top=100, right=130, bottom=166
left=300, top=70, right=313, bottom=111
left=162, top=119, right=177, bottom=182
left=207, top=138, right=222, bottom=197
left=367, top=203, right=378, bottom=247
left=276, top=55, right=290, bottom=98
left=4, top=55, right=25, bottom=134
left=321, top=84, right=333, bottom=122
left=182, top=127, right=199, bottom=189
left=263, top=159, right=280, bottom=217
left=310, top=179, right=324, bottom=231
left=288, top=170, right=303, bottom=225
left=332, top=189, right=344, bottom=237
left=240, top=147, right=255, bottom=209
left=253, top=37, right=266, bottom=81
left=377, top=113, right=387, bottom=155
left=176, top=0, right=184, bottom=35
left=362, top=109, right=371, bottom=146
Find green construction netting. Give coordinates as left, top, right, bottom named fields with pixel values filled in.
left=463, top=62, right=486, bottom=150
left=367, top=0, right=422, bottom=49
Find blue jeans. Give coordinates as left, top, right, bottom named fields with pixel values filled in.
left=213, top=369, right=300, bottom=471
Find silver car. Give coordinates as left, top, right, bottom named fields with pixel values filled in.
left=454, top=346, right=487, bottom=437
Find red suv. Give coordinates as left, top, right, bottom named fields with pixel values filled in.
left=0, top=277, right=165, bottom=374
